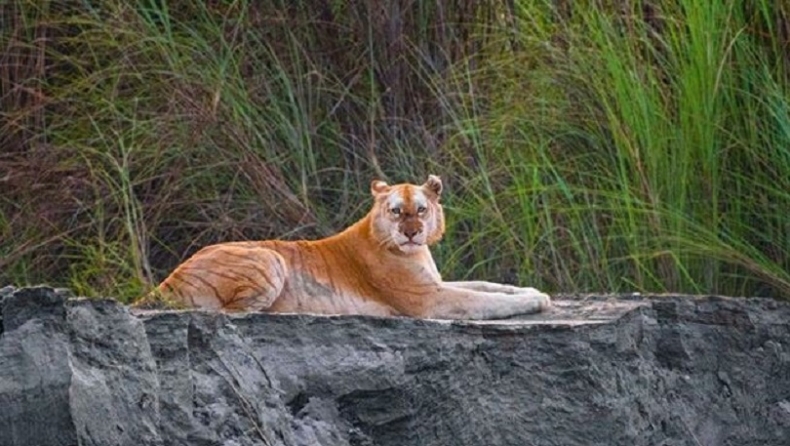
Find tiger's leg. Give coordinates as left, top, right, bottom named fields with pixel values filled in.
left=157, top=244, right=288, bottom=312
left=411, top=286, right=551, bottom=320
left=443, top=280, right=542, bottom=296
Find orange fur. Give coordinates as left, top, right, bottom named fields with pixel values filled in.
left=141, top=175, right=551, bottom=320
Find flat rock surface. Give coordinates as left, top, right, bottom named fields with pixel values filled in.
left=1, top=285, right=789, bottom=446
left=463, top=293, right=650, bottom=325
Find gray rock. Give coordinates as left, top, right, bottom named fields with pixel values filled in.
left=0, top=286, right=789, bottom=445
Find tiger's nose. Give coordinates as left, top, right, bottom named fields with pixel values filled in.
left=403, top=228, right=421, bottom=239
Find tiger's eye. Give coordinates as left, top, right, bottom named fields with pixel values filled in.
left=417, top=205, right=427, bottom=214
left=390, top=207, right=401, bottom=215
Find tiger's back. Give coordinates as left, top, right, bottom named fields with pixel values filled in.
left=157, top=234, right=399, bottom=316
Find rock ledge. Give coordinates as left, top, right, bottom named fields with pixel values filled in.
left=1, top=286, right=789, bottom=446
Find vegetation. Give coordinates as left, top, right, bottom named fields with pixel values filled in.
left=2, top=0, right=790, bottom=302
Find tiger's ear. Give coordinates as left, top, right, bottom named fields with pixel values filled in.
left=423, top=175, right=443, bottom=196
left=370, top=179, right=390, bottom=196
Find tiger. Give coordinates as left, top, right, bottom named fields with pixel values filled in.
left=135, top=175, right=551, bottom=320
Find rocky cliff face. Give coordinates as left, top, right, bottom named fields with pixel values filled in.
left=1, top=285, right=789, bottom=446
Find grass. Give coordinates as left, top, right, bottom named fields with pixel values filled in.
left=2, top=0, right=790, bottom=302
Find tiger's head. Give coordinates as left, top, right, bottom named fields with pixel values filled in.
left=369, top=175, right=446, bottom=254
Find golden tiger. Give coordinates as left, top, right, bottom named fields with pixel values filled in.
left=138, top=175, right=551, bottom=319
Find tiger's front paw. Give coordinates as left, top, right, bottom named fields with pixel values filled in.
left=515, top=287, right=553, bottom=311
left=536, top=292, right=552, bottom=311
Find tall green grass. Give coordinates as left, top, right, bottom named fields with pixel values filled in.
left=475, top=0, right=790, bottom=296
left=2, top=0, right=789, bottom=301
